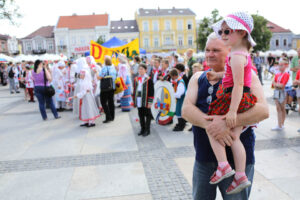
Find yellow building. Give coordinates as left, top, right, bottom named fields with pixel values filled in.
left=135, top=8, right=197, bottom=54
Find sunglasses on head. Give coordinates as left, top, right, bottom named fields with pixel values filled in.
left=218, top=29, right=234, bottom=36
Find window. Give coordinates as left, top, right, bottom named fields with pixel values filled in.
left=1, top=42, right=5, bottom=51
left=59, top=38, right=64, bottom=46
left=37, top=41, right=42, bottom=50
left=187, top=21, right=193, bottom=30
left=153, top=21, right=159, bottom=32
left=154, top=38, right=159, bottom=48
left=144, top=38, right=149, bottom=48
left=143, top=21, right=149, bottom=32
left=48, top=42, right=53, bottom=50
left=177, top=20, right=183, bottom=30
left=178, top=36, right=183, bottom=46
left=26, top=42, right=31, bottom=51
left=276, top=39, right=279, bottom=46
left=80, top=36, right=86, bottom=45
left=72, top=36, right=76, bottom=45
left=165, top=36, right=172, bottom=45
left=188, top=36, right=193, bottom=46
left=165, top=21, right=171, bottom=31
left=283, top=39, right=287, bottom=46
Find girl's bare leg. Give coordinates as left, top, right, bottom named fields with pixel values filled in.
left=230, top=126, right=245, bottom=172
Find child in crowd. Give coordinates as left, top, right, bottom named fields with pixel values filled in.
left=69, top=69, right=100, bottom=127
left=132, top=64, right=154, bottom=137
left=192, top=63, right=203, bottom=74
left=25, top=65, right=35, bottom=102
left=206, top=12, right=258, bottom=194
left=169, top=68, right=187, bottom=131
left=53, top=61, right=67, bottom=112
left=272, top=58, right=290, bottom=131
left=294, top=69, right=300, bottom=114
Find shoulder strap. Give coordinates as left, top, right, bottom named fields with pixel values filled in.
left=43, top=69, right=47, bottom=87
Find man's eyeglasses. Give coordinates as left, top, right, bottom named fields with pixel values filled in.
left=206, top=85, right=214, bottom=105
left=218, top=29, right=234, bottom=36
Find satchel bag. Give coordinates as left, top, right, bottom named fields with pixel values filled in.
left=43, top=69, right=55, bottom=97
left=100, top=67, right=114, bottom=92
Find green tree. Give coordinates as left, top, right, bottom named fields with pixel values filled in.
left=0, top=0, right=21, bottom=24
left=251, top=14, right=272, bottom=52
left=96, top=36, right=105, bottom=45
left=196, top=9, right=222, bottom=51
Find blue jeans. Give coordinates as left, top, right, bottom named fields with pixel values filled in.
left=193, top=161, right=254, bottom=200
left=34, top=86, right=58, bottom=120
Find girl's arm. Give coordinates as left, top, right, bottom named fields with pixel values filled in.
left=226, top=55, right=246, bottom=128
left=76, top=90, right=87, bottom=99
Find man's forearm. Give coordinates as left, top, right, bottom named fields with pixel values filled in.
left=182, top=103, right=209, bottom=129
left=236, top=102, right=269, bottom=127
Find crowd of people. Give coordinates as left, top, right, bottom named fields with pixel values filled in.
left=0, top=10, right=299, bottom=200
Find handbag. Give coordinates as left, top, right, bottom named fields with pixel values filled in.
left=100, top=67, right=114, bottom=92
left=43, top=69, right=55, bottom=97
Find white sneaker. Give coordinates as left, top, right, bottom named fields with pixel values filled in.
left=271, top=126, right=283, bottom=131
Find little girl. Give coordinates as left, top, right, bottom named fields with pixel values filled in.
left=69, top=68, right=100, bottom=127
left=272, top=58, right=290, bottom=131
left=25, top=65, right=35, bottom=102
left=207, top=12, right=258, bottom=195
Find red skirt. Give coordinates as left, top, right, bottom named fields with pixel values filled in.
left=208, top=85, right=257, bottom=115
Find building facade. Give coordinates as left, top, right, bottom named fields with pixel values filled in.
left=110, top=19, right=139, bottom=43
left=7, top=36, right=19, bottom=55
left=21, top=26, right=56, bottom=55
left=135, top=8, right=197, bottom=54
left=54, top=14, right=110, bottom=58
left=292, top=34, right=300, bottom=49
left=0, top=34, right=9, bottom=55
left=267, top=21, right=294, bottom=51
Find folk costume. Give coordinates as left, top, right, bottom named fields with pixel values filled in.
left=172, top=77, right=187, bottom=131
left=118, top=55, right=132, bottom=112
left=76, top=69, right=100, bottom=126
left=132, top=74, right=154, bottom=136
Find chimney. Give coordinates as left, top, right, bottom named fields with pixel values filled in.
left=121, top=18, right=123, bottom=21
left=72, top=13, right=77, bottom=16
left=92, top=12, right=95, bottom=15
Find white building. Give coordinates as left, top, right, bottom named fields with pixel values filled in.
left=21, top=26, right=55, bottom=55
left=54, top=13, right=110, bottom=58
left=7, top=36, right=19, bottom=55
left=110, top=19, right=139, bottom=43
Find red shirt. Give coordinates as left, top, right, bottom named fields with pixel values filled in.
left=274, top=72, right=290, bottom=86
left=296, top=70, right=300, bottom=80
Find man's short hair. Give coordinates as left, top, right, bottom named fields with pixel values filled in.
left=139, top=63, right=147, bottom=70
left=169, top=68, right=178, bottom=77
left=154, top=58, right=161, bottom=63
left=206, top=32, right=218, bottom=46
left=162, top=59, right=169, bottom=65
left=175, top=63, right=185, bottom=72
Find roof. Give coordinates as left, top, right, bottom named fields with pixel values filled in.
left=110, top=19, right=139, bottom=33
left=267, top=21, right=292, bottom=33
left=0, top=34, right=10, bottom=40
left=23, top=26, right=54, bottom=39
left=137, top=8, right=195, bottom=17
left=56, top=14, right=108, bottom=29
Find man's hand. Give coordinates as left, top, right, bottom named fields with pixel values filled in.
left=206, top=71, right=219, bottom=81
left=205, top=115, right=236, bottom=146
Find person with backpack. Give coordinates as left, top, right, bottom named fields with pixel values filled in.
left=7, top=62, right=19, bottom=94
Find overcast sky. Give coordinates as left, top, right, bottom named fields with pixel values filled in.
left=2, top=0, right=300, bottom=38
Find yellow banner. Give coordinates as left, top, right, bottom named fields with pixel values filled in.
left=90, top=38, right=140, bottom=64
